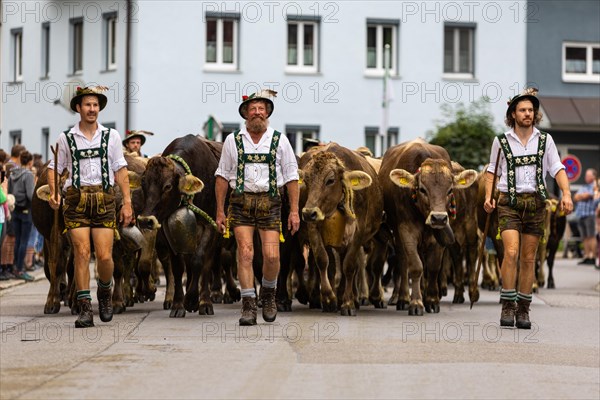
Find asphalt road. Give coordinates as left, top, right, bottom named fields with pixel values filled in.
left=1, top=257, right=598, bottom=400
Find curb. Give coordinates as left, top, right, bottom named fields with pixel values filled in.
left=0, top=268, right=46, bottom=292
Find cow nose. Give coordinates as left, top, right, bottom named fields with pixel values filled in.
left=137, top=216, right=161, bottom=230
left=428, top=212, right=448, bottom=227
left=302, top=207, right=321, bottom=222
left=137, top=218, right=153, bottom=230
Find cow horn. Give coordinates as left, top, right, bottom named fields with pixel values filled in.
left=36, top=185, right=52, bottom=202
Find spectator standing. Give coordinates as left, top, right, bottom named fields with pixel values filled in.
left=573, top=168, right=598, bottom=265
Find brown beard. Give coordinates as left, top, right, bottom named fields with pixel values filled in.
left=246, top=116, right=268, bottom=133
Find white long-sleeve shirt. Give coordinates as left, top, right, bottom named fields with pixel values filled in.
left=215, top=126, right=299, bottom=192
left=487, top=127, right=565, bottom=194
left=48, top=123, right=128, bottom=189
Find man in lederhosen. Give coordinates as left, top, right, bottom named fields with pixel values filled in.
left=484, top=88, right=573, bottom=329
left=48, top=86, right=133, bottom=328
left=215, top=89, right=300, bottom=326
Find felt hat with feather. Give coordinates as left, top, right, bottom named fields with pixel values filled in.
left=123, top=130, right=154, bottom=147
left=506, top=87, right=540, bottom=118
left=70, top=85, right=108, bottom=112
left=238, top=89, right=277, bottom=119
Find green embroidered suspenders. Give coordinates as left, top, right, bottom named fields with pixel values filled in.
left=498, top=132, right=548, bottom=207
left=65, top=129, right=111, bottom=191
left=234, top=130, right=281, bottom=197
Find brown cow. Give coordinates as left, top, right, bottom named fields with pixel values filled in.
left=445, top=161, right=480, bottom=304
left=299, top=143, right=383, bottom=315
left=137, top=134, right=223, bottom=318
left=380, top=139, right=478, bottom=315
left=32, top=165, right=73, bottom=314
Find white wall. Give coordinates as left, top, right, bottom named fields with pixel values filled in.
left=1, top=1, right=128, bottom=156
left=2, top=0, right=528, bottom=158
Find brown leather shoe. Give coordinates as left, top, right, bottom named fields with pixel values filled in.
left=500, top=299, right=516, bottom=327
left=97, top=286, right=113, bottom=323
left=260, top=287, right=277, bottom=322
left=516, top=299, right=531, bottom=329
left=239, top=297, right=257, bottom=326
left=75, top=299, right=95, bottom=328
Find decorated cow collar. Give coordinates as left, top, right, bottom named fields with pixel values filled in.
left=165, top=154, right=217, bottom=230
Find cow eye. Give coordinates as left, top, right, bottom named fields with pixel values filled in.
left=447, top=189, right=452, bottom=196
left=163, top=183, right=172, bottom=192
left=326, top=178, right=335, bottom=186
left=419, top=187, right=427, bottom=194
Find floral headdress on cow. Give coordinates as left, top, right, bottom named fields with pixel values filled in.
left=238, top=89, right=277, bottom=119
left=70, top=85, right=108, bottom=112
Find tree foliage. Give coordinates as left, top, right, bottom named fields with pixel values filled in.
left=427, top=98, right=500, bottom=170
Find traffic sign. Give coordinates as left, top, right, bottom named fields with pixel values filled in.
left=561, top=154, right=582, bottom=182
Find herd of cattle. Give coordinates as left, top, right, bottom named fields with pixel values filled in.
left=31, top=135, right=567, bottom=318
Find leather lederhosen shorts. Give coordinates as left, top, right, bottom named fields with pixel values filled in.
left=228, top=191, right=282, bottom=231
left=497, top=192, right=546, bottom=236
left=63, top=185, right=117, bottom=230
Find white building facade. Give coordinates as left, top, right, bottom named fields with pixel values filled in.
left=2, top=0, right=528, bottom=158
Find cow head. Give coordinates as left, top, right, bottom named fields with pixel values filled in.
left=390, top=158, right=477, bottom=229
left=137, top=156, right=205, bottom=230
left=35, top=169, right=69, bottom=202
left=300, top=152, right=372, bottom=222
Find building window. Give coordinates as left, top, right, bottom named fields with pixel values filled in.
left=11, top=28, right=23, bottom=81
left=10, top=130, right=22, bottom=146
left=365, top=126, right=398, bottom=157
left=285, top=125, right=320, bottom=154
left=205, top=12, right=239, bottom=71
left=444, top=23, right=475, bottom=78
left=365, top=19, right=398, bottom=76
left=387, top=127, right=399, bottom=149
left=42, top=128, right=50, bottom=161
left=220, top=123, right=240, bottom=142
left=41, top=23, right=50, bottom=78
left=563, top=42, right=600, bottom=83
left=70, top=18, right=84, bottom=74
left=104, top=12, right=118, bottom=70
left=286, top=16, right=319, bottom=74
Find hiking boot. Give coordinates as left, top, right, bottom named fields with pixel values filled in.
left=239, top=297, right=257, bottom=326
left=500, top=299, right=516, bottom=327
left=97, top=286, right=113, bottom=323
left=260, top=287, right=277, bottom=323
left=516, top=299, right=532, bottom=329
left=0, top=271, right=8, bottom=281
left=75, top=299, right=94, bottom=328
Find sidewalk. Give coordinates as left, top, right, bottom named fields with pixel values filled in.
left=0, top=266, right=47, bottom=292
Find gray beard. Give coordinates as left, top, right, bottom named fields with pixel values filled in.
left=246, top=117, right=268, bottom=133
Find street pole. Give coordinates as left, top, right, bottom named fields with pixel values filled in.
left=380, top=44, right=391, bottom=157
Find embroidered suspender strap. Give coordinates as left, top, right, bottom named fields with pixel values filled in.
left=65, top=129, right=111, bottom=190
left=267, top=130, right=281, bottom=197
left=234, top=130, right=281, bottom=196
left=165, top=154, right=217, bottom=230
left=99, top=130, right=110, bottom=191
left=498, top=132, right=548, bottom=207
left=534, top=132, right=548, bottom=200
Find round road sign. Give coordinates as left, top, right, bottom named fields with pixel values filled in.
left=561, top=154, right=582, bottom=182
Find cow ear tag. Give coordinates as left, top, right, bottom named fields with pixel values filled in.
left=399, top=177, right=409, bottom=185
left=351, top=178, right=360, bottom=186
left=458, top=178, right=466, bottom=185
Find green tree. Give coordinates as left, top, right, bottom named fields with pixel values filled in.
left=427, top=98, right=500, bottom=170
